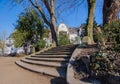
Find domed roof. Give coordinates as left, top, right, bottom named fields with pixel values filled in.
left=58, top=23, right=68, bottom=33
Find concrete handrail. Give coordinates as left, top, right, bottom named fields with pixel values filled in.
left=66, top=45, right=91, bottom=84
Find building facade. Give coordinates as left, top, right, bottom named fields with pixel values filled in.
left=57, top=23, right=79, bottom=44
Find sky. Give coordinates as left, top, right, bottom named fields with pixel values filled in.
left=0, top=0, right=103, bottom=38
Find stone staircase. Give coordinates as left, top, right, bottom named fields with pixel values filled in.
left=15, top=45, right=77, bottom=79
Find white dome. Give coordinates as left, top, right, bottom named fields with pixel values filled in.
left=58, top=23, right=68, bottom=34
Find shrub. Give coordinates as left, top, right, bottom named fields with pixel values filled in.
left=93, top=27, right=105, bottom=45
left=104, top=21, right=120, bottom=43
left=58, top=32, right=70, bottom=46
left=104, top=21, right=120, bottom=52
left=88, top=21, right=120, bottom=83
left=89, top=50, right=119, bottom=77
left=82, top=36, right=91, bottom=44
left=35, top=39, right=46, bottom=51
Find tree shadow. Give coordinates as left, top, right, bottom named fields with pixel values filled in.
left=50, top=77, right=68, bottom=84
left=77, top=44, right=97, bottom=49
left=68, top=54, right=93, bottom=83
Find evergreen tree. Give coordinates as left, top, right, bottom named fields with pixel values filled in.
left=11, top=9, right=43, bottom=47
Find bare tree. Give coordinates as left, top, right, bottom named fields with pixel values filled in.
left=11, top=0, right=58, bottom=47
left=11, top=0, right=97, bottom=45
left=28, top=0, right=58, bottom=47
left=0, top=31, right=6, bottom=55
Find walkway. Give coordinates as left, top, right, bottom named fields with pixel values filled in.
left=0, top=57, right=53, bottom=84
left=0, top=45, right=77, bottom=84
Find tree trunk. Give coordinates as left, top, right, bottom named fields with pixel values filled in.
left=87, top=0, right=96, bottom=44
left=50, top=24, right=58, bottom=47
left=29, top=0, right=58, bottom=47
left=103, top=0, right=120, bottom=25
left=50, top=0, right=58, bottom=47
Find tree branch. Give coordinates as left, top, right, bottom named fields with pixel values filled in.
left=29, top=0, right=51, bottom=26
left=42, top=0, right=51, bottom=14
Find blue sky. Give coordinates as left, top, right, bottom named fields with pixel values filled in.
left=0, top=0, right=103, bottom=37
left=0, top=0, right=24, bottom=37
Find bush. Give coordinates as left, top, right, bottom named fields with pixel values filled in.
left=35, top=40, right=46, bottom=51
left=104, top=21, right=120, bottom=51
left=89, top=50, right=119, bottom=77
left=93, top=27, right=105, bottom=44
left=58, top=32, right=70, bottom=46
left=88, top=21, right=120, bottom=83
left=82, top=36, right=91, bottom=44
left=82, top=36, right=88, bottom=43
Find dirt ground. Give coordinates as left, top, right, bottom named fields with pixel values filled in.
left=0, top=57, right=53, bottom=84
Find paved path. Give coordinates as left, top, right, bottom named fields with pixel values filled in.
left=0, top=57, right=52, bottom=84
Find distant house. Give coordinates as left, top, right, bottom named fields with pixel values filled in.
left=0, top=38, right=13, bottom=55
left=68, top=28, right=79, bottom=43
left=6, top=38, right=14, bottom=47
left=4, top=38, right=17, bottom=55
left=40, top=23, right=84, bottom=45
left=57, top=23, right=79, bottom=44
left=0, top=37, right=25, bottom=56
left=43, top=30, right=52, bottom=47
left=57, top=23, right=69, bottom=35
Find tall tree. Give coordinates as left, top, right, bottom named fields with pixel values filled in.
left=12, top=9, right=43, bottom=47
left=0, top=31, right=6, bottom=55
left=12, top=0, right=58, bottom=47
left=103, top=0, right=120, bottom=24
left=55, top=0, right=96, bottom=44
left=87, top=0, right=96, bottom=44
left=57, top=0, right=96, bottom=44
left=28, top=0, right=58, bottom=47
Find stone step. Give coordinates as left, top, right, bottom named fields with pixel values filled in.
left=52, top=46, right=74, bottom=48
left=44, top=51, right=73, bottom=53
left=50, top=46, right=75, bottom=49
left=36, top=52, right=72, bottom=55
left=21, top=58, right=67, bottom=68
left=31, top=55, right=71, bottom=58
left=40, top=52, right=72, bottom=54
left=16, top=61, right=66, bottom=78
left=45, top=50, right=73, bottom=53
left=50, top=48, right=75, bottom=51
left=26, top=57, right=69, bottom=62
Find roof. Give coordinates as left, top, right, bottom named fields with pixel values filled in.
left=68, top=28, right=78, bottom=34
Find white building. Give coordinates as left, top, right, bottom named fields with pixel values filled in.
left=57, top=23, right=69, bottom=35
left=57, top=23, right=79, bottom=44
left=0, top=37, right=24, bottom=56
